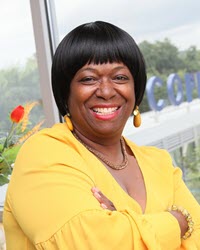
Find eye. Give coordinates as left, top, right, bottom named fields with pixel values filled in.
left=79, top=76, right=98, bottom=85
left=114, top=75, right=129, bottom=83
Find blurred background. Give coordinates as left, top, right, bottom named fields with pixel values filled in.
left=0, top=0, right=200, bottom=203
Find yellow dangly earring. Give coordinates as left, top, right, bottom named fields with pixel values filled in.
left=64, top=113, right=73, bottom=131
left=133, top=106, right=141, bottom=127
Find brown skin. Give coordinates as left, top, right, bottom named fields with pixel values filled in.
left=68, top=62, right=188, bottom=238
left=92, top=187, right=188, bottom=238
left=68, top=62, right=135, bottom=143
left=91, top=187, right=116, bottom=211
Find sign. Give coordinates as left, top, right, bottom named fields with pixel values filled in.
left=146, top=72, right=200, bottom=111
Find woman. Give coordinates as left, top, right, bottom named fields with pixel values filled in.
left=3, top=21, right=200, bottom=249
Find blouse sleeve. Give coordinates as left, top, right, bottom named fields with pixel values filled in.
left=7, top=134, right=187, bottom=250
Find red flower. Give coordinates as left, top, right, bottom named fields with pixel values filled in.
left=10, top=105, right=25, bottom=123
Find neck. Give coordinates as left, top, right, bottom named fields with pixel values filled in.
left=73, top=129, right=121, bottom=152
left=72, top=130, right=128, bottom=170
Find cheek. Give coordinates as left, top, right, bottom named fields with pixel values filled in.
left=126, top=85, right=135, bottom=113
left=67, top=94, right=78, bottom=113
left=126, top=84, right=135, bottom=102
left=67, top=89, right=88, bottom=113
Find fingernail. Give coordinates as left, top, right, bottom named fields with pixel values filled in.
left=93, top=192, right=101, bottom=199
left=101, top=203, right=108, bottom=209
left=92, top=187, right=100, bottom=192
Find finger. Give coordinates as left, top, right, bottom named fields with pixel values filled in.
left=92, top=190, right=102, bottom=202
left=100, top=203, right=108, bottom=209
left=91, top=187, right=107, bottom=203
left=91, top=187, right=106, bottom=200
left=91, top=187, right=100, bottom=193
left=91, top=187, right=116, bottom=210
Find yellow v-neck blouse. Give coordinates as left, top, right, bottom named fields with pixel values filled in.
left=3, top=123, right=200, bottom=250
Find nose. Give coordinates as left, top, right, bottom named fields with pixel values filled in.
left=95, top=79, right=116, bottom=100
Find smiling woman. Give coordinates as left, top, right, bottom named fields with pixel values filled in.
left=3, top=21, right=200, bottom=250
left=68, top=63, right=135, bottom=139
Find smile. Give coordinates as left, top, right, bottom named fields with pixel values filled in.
left=92, top=107, right=119, bottom=115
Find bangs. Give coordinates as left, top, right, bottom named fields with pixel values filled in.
left=74, top=28, right=128, bottom=65
left=87, top=42, right=122, bottom=65
left=60, top=21, right=137, bottom=76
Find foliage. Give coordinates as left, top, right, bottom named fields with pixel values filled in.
left=0, top=145, right=21, bottom=185
left=181, top=46, right=200, bottom=72
left=0, top=103, right=44, bottom=186
left=139, top=39, right=183, bottom=75
left=171, top=143, right=200, bottom=203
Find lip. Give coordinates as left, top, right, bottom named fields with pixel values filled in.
left=90, top=105, right=121, bottom=120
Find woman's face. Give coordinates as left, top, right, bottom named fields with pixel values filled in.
left=68, top=62, right=135, bottom=139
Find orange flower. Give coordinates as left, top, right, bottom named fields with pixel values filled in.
left=10, top=105, right=25, bottom=123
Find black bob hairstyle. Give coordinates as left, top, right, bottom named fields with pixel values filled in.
left=51, top=21, right=147, bottom=117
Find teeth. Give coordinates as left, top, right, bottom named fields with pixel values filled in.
left=93, top=107, right=118, bottom=115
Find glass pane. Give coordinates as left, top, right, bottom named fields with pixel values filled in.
left=0, top=0, right=45, bottom=133
left=171, top=143, right=200, bottom=203
left=0, top=1, right=45, bottom=205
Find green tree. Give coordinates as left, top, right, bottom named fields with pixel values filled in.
left=139, top=38, right=183, bottom=76
left=139, top=41, right=159, bottom=76
left=182, top=46, right=200, bottom=72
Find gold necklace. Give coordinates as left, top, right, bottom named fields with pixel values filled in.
left=73, top=132, right=128, bottom=170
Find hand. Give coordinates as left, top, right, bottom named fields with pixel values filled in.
left=91, top=187, right=116, bottom=211
left=169, top=210, right=188, bottom=238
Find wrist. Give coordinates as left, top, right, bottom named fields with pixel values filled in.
left=168, top=205, right=194, bottom=240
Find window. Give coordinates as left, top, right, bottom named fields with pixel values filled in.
left=0, top=0, right=45, bottom=207
left=53, top=0, right=200, bottom=200
left=0, top=0, right=45, bottom=132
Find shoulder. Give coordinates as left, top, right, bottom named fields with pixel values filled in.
left=14, top=123, right=84, bottom=172
left=24, top=122, right=71, bottom=144
left=19, top=123, right=75, bottom=153
left=124, top=137, right=174, bottom=171
left=125, top=137, right=171, bottom=159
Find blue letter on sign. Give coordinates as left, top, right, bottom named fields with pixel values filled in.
left=185, top=73, right=195, bottom=102
left=146, top=76, right=165, bottom=111
left=167, top=74, right=183, bottom=105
